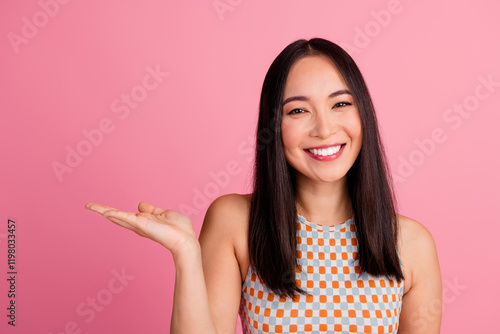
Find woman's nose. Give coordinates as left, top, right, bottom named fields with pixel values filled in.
left=311, top=110, right=338, bottom=139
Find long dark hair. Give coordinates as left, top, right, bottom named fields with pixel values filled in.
left=248, top=38, right=404, bottom=299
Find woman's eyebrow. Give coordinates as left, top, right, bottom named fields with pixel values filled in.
left=282, top=89, right=352, bottom=106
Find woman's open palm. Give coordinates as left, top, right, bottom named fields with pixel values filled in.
left=85, top=201, right=198, bottom=256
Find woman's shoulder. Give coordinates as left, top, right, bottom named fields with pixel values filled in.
left=203, top=193, right=252, bottom=281
left=396, top=214, right=436, bottom=249
left=395, top=214, right=442, bottom=329
left=396, top=214, right=440, bottom=294
left=206, top=193, right=252, bottom=221
left=203, top=193, right=252, bottom=239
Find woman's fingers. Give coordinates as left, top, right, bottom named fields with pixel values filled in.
left=86, top=202, right=143, bottom=234
left=104, top=215, right=147, bottom=237
left=85, top=201, right=197, bottom=253
left=137, top=201, right=166, bottom=215
left=86, top=201, right=160, bottom=233
left=102, top=210, right=155, bottom=238
left=85, top=202, right=119, bottom=215
left=105, top=210, right=165, bottom=235
left=102, top=209, right=138, bottom=224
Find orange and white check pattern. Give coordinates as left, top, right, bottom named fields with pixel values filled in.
left=238, top=212, right=404, bottom=333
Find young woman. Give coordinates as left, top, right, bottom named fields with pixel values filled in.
left=85, top=38, right=442, bottom=333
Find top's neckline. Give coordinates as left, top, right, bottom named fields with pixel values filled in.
left=296, top=211, right=354, bottom=232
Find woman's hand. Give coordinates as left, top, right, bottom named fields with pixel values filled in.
left=85, top=201, right=199, bottom=257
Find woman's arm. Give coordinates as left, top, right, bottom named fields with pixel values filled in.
left=172, top=194, right=244, bottom=334
left=85, top=199, right=241, bottom=334
left=169, top=241, right=218, bottom=333
left=200, top=194, right=249, bottom=333
left=397, top=215, right=443, bottom=334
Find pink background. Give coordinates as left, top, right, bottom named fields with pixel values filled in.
left=2, top=0, right=499, bottom=333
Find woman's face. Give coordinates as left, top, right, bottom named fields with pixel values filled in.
left=281, top=55, right=362, bottom=184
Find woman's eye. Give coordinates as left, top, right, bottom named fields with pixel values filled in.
left=288, top=108, right=306, bottom=115
left=333, top=102, right=352, bottom=108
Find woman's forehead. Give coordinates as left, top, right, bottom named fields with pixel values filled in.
left=284, top=55, right=349, bottom=98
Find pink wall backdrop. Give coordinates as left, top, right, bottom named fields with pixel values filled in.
left=2, top=0, right=499, bottom=333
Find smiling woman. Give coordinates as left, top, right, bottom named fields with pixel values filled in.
left=85, top=38, right=442, bottom=334
left=281, top=56, right=362, bottom=180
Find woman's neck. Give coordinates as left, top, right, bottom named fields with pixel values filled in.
left=294, top=174, right=353, bottom=226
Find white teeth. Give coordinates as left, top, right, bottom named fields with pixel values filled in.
left=308, top=145, right=342, bottom=156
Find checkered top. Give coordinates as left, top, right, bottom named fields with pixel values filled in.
left=238, top=212, right=404, bottom=333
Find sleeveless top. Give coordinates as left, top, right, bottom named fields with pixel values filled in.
left=238, top=212, right=404, bottom=334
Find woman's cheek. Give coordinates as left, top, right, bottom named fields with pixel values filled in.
left=346, top=111, right=362, bottom=140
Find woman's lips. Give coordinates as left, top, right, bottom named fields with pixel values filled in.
left=304, top=144, right=345, bottom=161
left=305, top=143, right=344, bottom=150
